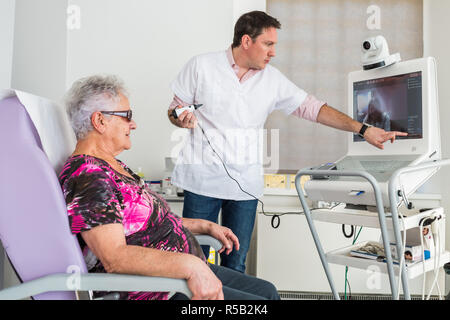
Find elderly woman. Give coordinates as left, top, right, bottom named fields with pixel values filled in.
left=59, top=75, right=279, bottom=300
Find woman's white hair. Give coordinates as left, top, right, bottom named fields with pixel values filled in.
left=65, top=75, right=128, bottom=140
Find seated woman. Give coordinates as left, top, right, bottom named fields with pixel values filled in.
left=59, top=75, right=279, bottom=300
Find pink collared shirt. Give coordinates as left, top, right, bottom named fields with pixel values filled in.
left=169, top=48, right=326, bottom=199
left=170, top=47, right=325, bottom=122
left=225, top=46, right=259, bottom=83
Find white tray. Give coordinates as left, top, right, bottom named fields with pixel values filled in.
left=312, top=206, right=444, bottom=231
left=326, top=240, right=450, bottom=280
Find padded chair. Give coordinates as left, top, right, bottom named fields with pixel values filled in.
left=0, top=95, right=221, bottom=300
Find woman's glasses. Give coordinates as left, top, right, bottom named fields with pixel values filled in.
left=100, top=110, right=133, bottom=121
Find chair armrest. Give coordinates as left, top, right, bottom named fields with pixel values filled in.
left=0, top=273, right=191, bottom=300
left=0, top=237, right=223, bottom=300
left=194, top=235, right=223, bottom=251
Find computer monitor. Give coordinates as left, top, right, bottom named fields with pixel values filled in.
left=303, top=58, right=441, bottom=207
left=353, top=71, right=423, bottom=141
left=347, top=57, right=440, bottom=160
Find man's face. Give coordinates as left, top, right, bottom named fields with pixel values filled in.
left=246, top=27, right=277, bottom=70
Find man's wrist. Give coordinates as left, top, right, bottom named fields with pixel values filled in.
left=358, top=123, right=371, bottom=138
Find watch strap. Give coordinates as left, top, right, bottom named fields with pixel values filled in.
left=358, top=123, right=370, bottom=137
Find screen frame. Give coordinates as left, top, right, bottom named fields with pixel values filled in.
left=347, top=57, right=438, bottom=157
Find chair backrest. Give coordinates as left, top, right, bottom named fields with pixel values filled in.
left=0, top=96, right=87, bottom=300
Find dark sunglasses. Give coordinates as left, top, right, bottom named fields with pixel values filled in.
left=100, top=109, right=133, bottom=121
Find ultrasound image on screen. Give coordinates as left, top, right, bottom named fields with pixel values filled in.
left=353, top=72, right=423, bottom=142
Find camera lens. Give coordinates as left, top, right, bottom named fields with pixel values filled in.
left=363, top=41, right=371, bottom=50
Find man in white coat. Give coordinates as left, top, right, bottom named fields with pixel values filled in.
left=168, top=11, right=406, bottom=273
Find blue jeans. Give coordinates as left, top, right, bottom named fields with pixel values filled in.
left=182, top=190, right=258, bottom=273
left=170, top=263, right=280, bottom=300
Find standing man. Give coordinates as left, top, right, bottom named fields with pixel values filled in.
left=167, top=11, right=406, bottom=273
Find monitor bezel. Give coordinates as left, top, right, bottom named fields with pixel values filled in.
left=347, top=57, right=437, bottom=157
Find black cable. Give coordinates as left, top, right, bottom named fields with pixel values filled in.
left=197, top=122, right=266, bottom=207
left=342, top=224, right=354, bottom=238
left=197, top=122, right=309, bottom=229
left=197, top=122, right=339, bottom=229
left=271, top=215, right=280, bottom=229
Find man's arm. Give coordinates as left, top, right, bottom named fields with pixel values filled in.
left=316, top=104, right=408, bottom=149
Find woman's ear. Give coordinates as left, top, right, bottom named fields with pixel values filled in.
left=91, top=112, right=107, bottom=134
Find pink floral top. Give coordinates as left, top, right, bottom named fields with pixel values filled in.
left=59, top=154, right=205, bottom=300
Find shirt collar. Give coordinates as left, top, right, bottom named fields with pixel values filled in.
left=226, top=46, right=260, bottom=82
left=226, top=46, right=236, bottom=67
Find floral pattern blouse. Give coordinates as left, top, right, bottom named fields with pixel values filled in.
left=59, top=154, right=205, bottom=300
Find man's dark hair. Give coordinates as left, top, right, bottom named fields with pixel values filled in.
left=232, top=11, right=281, bottom=49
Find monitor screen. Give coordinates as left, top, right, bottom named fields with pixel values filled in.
left=353, top=71, right=423, bottom=142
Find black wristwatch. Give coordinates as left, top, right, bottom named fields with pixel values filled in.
left=358, top=123, right=371, bottom=138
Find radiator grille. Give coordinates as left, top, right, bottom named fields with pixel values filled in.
left=278, top=291, right=439, bottom=300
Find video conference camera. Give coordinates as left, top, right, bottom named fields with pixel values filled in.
left=361, top=35, right=401, bottom=70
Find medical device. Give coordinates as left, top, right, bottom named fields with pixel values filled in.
left=305, top=57, right=441, bottom=207
left=361, top=35, right=401, bottom=70
left=295, top=34, right=448, bottom=300
left=171, top=104, right=203, bottom=119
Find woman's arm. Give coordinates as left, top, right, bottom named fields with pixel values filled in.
left=181, top=218, right=239, bottom=255
left=80, top=223, right=223, bottom=300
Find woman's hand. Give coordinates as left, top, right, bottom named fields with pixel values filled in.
left=186, top=255, right=224, bottom=300
left=206, top=223, right=240, bottom=255
left=182, top=218, right=240, bottom=255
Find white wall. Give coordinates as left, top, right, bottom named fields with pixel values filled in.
left=65, top=0, right=235, bottom=178
left=0, top=0, right=15, bottom=89
left=423, top=0, right=450, bottom=250
left=63, top=0, right=266, bottom=179
left=11, top=0, right=68, bottom=102
left=233, top=0, right=266, bottom=24
left=6, top=0, right=266, bottom=179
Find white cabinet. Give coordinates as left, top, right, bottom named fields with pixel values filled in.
left=166, top=198, right=184, bottom=217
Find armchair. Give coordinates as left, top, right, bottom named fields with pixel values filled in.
left=0, top=93, right=222, bottom=300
